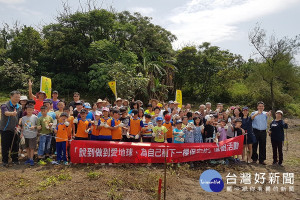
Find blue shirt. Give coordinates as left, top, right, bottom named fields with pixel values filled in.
left=251, top=111, right=268, bottom=130
left=37, top=111, right=56, bottom=120
left=86, top=111, right=94, bottom=121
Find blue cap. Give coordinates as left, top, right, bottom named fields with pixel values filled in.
left=156, top=117, right=163, bottom=121
left=84, top=103, right=91, bottom=109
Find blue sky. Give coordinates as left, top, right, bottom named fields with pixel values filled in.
left=1, top=0, right=300, bottom=63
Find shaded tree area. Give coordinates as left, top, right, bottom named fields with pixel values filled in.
left=0, top=6, right=300, bottom=116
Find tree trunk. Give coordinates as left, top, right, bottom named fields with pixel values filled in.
left=270, top=79, right=275, bottom=117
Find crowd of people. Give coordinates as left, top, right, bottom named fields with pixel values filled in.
left=0, top=80, right=289, bottom=167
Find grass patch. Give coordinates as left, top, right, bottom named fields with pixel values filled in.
left=285, top=157, right=300, bottom=166
left=87, top=171, right=102, bottom=180
left=38, top=172, right=71, bottom=191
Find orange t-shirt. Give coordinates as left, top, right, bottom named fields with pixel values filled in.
left=99, top=118, right=111, bottom=136
left=56, top=123, right=68, bottom=142
left=163, top=122, right=173, bottom=139
left=75, top=119, right=90, bottom=138
left=129, top=118, right=143, bottom=136
left=91, top=120, right=101, bottom=136
left=34, top=97, right=44, bottom=111
left=110, top=118, right=122, bottom=140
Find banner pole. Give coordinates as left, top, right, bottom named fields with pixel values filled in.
left=115, top=80, right=117, bottom=101
left=163, top=143, right=167, bottom=200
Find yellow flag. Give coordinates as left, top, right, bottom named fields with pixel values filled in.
left=40, top=76, right=52, bottom=98
left=108, top=81, right=117, bottom=98
left=175, top=89, right=182, bottom=108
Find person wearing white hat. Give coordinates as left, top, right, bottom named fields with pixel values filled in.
left=19, top=96, right=28, bottom=114
left=269, top=110, right=288, bottom=166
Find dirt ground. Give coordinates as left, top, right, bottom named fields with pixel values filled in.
left=0, top=119, right=299, bottom=200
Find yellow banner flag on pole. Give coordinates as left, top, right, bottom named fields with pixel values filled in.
left=40, top=76, right=52, bottom=99
left=175, top=89, right=182, bottom=108
left=108, top=81, right=117, bottom=100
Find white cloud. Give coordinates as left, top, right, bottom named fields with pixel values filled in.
left=8, top=5, right=42, bottom=16
left=167, top=0, right=300, bottom=49
left=0, top=0, right=25, bottom=4
left=128, top=7, right=154, bottom=16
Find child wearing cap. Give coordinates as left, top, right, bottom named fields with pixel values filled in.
left=90, top=111, right=101, bottom=140
left=51, top=91, right=60, bottom=111
left=73, top=109, right=91, bottom=140
left=152, top=117, right=168, bottom=143
left=269, top=110, right=288, bottom=166
left=173, top=120, right=185, bottom=143
left=120, top=107, right=130, bottom=141
left=142, top=114, right=154, bottom=143
left=163, top=115, right=173, bottom=143
left=53, top=113, right=69, bottom=165
left=110, top=110, right=122, bottom=141
left=127, top=109, right=144, bottom=142
left=98, top=107, right=112, bottom=141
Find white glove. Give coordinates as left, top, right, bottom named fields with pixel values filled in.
left=126, top=132, right=130, bottom=139
left=64, top=121, right=70, bottom=126
left=214, top=137, right=219, bottom=143
left=52, top=120, right=57, bottom=129
left=100, top=123, right=105, bottom=127
left=73, top=118, right=78, bottom=124
left=104, top=124, right=110, bottom=128
left=94, top=120, right=99, bottom=126
left=85, top=129, right=89, bottom=133
left=180, top=138, right=184, bottom=142
left=135, top=134, right=139, bottom=139
left=179, top=132, right=185, bottom=136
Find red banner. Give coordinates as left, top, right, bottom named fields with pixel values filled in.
left=70, top=136, right=244, bottom=163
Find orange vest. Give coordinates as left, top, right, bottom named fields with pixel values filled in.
left=110, top=118, right=122, bottom=140
left=129, top=118, right=142, bottom=136
left=56, top=123, right=68, bottom=142
left=75, top=119, right=90, bottom=138
left=99, top=118, right=111, bottom=136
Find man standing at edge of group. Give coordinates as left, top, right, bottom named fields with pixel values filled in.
left=0, top=91, right=22, bottom=166
left=251, top=101, right=271, bottom=165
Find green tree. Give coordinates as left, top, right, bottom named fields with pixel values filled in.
left=249, top=24, right=300, bottom=114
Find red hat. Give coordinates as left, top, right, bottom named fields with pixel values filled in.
left=164, top=115, right=171, bottom=121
